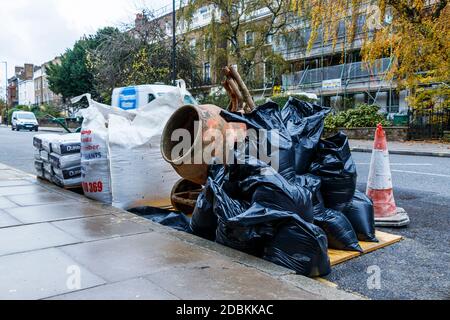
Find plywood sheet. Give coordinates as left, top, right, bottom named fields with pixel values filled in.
left=329, top=231, right=403, bottom=266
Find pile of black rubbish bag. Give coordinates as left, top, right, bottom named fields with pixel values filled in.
left=130, top=97, right=378, bottom=278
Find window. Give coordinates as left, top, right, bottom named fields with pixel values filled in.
left=265, top=34, right=273, bottom=45
left=245, top=31, right=254, bottom=46
left=189, top=38, right=197, bottom=49
left=204, top=36, right=211, bottom=51
left=357, top=15, right=366, bottom=33
left=366, top=92, right=378, bottom=105
left=264, top=60, right=274, bottom=86
left=165, top=21, right=172, bottom=34
left=204, top=62, right=211, bottom=83
left=387, top=91, right=399, bottom=113
left=148, top=94, right=156, bottom=103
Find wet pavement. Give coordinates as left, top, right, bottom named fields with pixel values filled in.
left=0, top=163, right=359, bottom=300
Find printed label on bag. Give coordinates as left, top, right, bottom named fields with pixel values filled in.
left=82, top=181, right=104, bottom=194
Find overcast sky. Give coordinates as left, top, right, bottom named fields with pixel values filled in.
left=0, top=0, right=173, bottom=95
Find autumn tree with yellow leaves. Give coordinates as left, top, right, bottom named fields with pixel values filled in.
left=180, top=0, right=291, bottom=87
left=292, top=0, right=449, bottom=109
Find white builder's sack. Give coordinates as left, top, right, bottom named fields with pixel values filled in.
left=50, top=133, right=81, bottom=155
left=108, top=92, right=183, bottom=209
left=76, top=94, right=134, bottom=204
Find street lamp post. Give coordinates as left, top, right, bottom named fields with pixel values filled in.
left=172, top=0, right=177, bottom=86
left=1, top=61, right=7, bottom=126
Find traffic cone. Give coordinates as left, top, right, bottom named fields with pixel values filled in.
left=366, top=124, right=410, bottom=227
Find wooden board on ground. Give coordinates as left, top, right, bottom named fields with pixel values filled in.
left=329, top=231, right=403, bottom=267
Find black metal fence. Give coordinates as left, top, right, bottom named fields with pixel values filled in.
left=408, top=108, right=450, bottom=140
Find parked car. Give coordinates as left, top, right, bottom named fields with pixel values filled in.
left=11, top=111, right=39, bottom=132
left=111, top=80, right=198, bottom=111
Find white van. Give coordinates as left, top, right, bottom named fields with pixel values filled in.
left=11, top=111, right=39, bottom=132
left=111, top=80, right=198, bottom=111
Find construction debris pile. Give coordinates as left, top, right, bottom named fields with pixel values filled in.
left=155, top=67, right=378, bottom=278
left=33, top=133, right=82, bottom=188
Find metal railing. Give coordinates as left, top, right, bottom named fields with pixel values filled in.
left=282, top=57, right=392, bottom=89
left=408, top=108, right=450, bottom=140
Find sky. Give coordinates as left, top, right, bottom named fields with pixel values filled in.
left=0, top=0, right=173, bottom=97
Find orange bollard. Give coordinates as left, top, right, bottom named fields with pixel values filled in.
left=366, top=124, right=410, bottom=227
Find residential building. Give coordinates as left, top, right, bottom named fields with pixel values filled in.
left=148, top=2, right=409, bottom=114
left=33, top=57, right=62, bottom=106
left=11, top=63, right=35, bottom=106
left=7, top=76, right=19, bottom=107
left=18, top=79, right=35, bottom=106
left=276, top=8, right=406, bottom=114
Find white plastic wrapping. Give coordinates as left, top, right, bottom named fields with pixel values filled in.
left=50, top=133, right=81, bottom=155
left=33, top=134, right=59, bottom=150
left=53, top=175, right=82, bottom=188
left=49, top=153, right=81, bottom=169
left=53, top=165, right=81, bottom=180
left=40, top=150, right=49, bottom=161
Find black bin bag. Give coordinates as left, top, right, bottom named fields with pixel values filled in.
left=209, top=178, right=260, bottom=254
left=129, top=207, right=192, bottom=233
left=264, top=216, right=331, bottom=277
left=296, top=174, right=362, bottom=251
left=281, top=97, right=331, bottom=175
left=314, top=208, right=363, bottom=252
left=310, top=132, right=357, bottom=212
left=343, top=190, right=378, bottom=243
left=235, top=161, right=314, bottom=224
left=190, top=166, right=226, bottom=241
left=220, top=102, right=296, bottom=183
left=295, top=174, right=324, bottom=216
left=190, top=182, right=218, bottom=241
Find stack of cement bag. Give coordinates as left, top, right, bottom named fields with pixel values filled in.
left=33, top=133, right=82, bottom=188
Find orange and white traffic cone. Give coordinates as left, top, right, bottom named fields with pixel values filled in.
left=366, top=124, right=410, bottom=227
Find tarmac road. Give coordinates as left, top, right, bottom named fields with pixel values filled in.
left=326, top=152, right=450, bottom=300
left=0, top=126, right=449, bottom=300
left=0, top=126, right=63, bottom=174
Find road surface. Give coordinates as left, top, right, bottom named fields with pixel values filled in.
left=0, top=125, right=449, bottom=299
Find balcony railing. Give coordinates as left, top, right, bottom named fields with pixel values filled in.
left=282, top=57, right=393, bottom=90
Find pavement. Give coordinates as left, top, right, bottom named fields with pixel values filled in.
left=0, top=164, right=360, bottom=300
left=0, top=126, right=449, bottom=300
left=350, top=139, right=450, bottom=158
